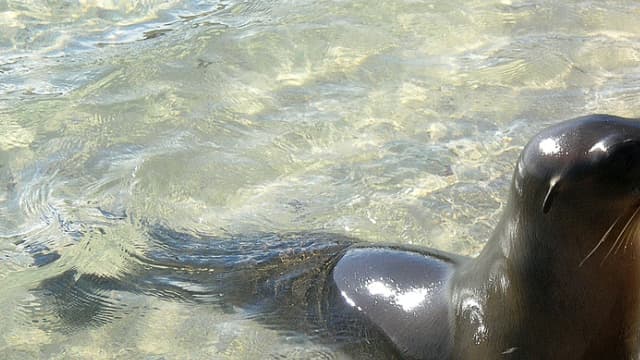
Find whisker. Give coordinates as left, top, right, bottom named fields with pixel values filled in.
left=615, top=206, right=640, bottom=254
left=579, top=214, right=623, bottom=267
left=622, top=230, right=633, bottom=253
left=615, top=226, right=632, bottom=255
left=603, top=231, right=629, bottom=266
left=622, top=212, right=640, bottom=252
left=616, top=228, right=631, bottom=256
left=602, top=205, right=640, bottom=265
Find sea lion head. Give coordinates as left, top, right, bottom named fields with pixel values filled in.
left=511, top=114, right=640, bottom=266
left=454, top=115, right=640, bottom=358
left=509, top=114, right=640, bottom=355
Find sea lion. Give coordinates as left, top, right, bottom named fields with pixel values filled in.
left=28, top=114, right=640, bottom=359
left=331, top=114, right=640, bottom=359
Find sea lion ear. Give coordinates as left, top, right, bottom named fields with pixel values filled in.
left=542, top=176, right=562, bottom=214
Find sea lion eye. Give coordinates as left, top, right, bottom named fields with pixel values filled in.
left=604, top=140, right=640, bottom=174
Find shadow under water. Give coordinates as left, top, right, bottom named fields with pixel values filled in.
left=29, top=225, right=433, bottom=359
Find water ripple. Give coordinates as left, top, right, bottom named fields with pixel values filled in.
left=3, top=0, right=640, bottom=358
left=20, top=269, right=126, bottom=333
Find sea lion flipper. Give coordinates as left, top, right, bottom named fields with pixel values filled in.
left=331, top=248, right=456, bottom=359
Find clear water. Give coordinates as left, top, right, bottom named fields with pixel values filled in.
left=2, top=0, right=640, bottom=358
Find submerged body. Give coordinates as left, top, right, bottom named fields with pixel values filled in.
left=31, top=115, right=640, bottom=359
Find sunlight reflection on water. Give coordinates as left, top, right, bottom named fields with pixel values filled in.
left=2, top=0, right=640, bottom=358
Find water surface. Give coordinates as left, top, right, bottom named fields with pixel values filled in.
left=2, top=0, right=640, bottom=358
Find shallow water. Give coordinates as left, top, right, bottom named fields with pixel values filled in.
left=2, top=0, right=640, bottom=358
